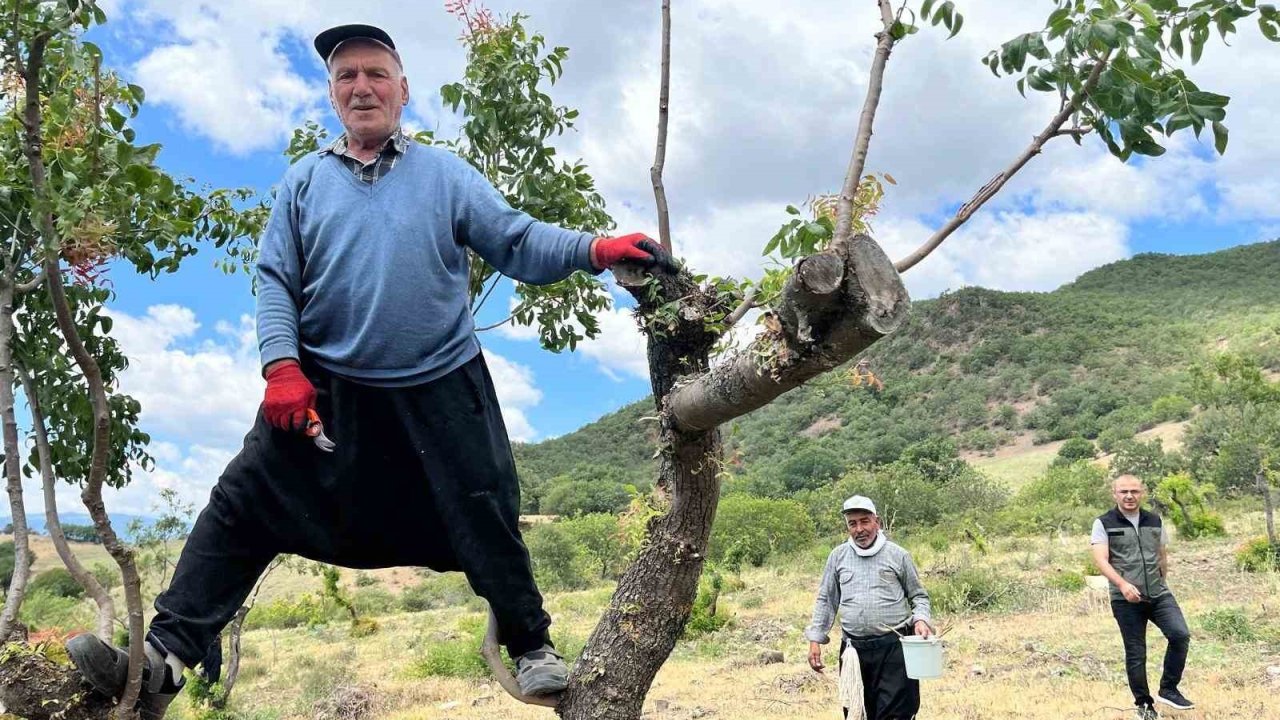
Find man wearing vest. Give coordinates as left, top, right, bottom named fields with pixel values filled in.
left=67, top=23, right=674, bottom=718
left=806, top=495, right=933, bottom=720
left=1091, top=475, right=1194, bottom=719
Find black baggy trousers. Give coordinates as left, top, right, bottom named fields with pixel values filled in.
left=148, top=352, right=551, bottom=666
left=840, top=630, right=920, bottom=720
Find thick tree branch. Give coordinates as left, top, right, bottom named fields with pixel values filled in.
left=16, top=269, right=46, bottom=294
left=17, top=362, right=117, bottom=639
left=650, top=0, right=673, bottom=252
left=0, top=282, right=32, bottom=641
left=832, top=0, right=897, bottom=251
left=666, top=234, right=908, bottom=433
left=894, top=51, right=1113, bottom=273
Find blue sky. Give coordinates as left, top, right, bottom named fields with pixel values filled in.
left=8, top=0, right=1279, bottom=517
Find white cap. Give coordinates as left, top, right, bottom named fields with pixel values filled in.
left=841, top=495, right=877, bottom=515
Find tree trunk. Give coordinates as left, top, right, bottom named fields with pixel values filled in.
left=18, top=364, right=117, bottom=639
left=0, top=281, right=33, bottom=640
left=1260, top=470, right=1276, bottom=548
left=557, top=238, right=908, bottom=720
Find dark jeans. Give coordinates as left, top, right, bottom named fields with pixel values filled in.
left=839, top=631, right=920, bottom=720
left=1110, top=593, right=1191, bottom=707
left=148, top=353, right=550, bottom=666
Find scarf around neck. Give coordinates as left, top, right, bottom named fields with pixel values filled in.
left=849, top=531, right=887, bottom=557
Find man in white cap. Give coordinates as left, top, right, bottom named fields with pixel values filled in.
left=806, top=495, right=933, bottom=719
left=67, top=22, right=674, bottom=717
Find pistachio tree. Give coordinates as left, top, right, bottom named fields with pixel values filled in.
left=0, top=0, right=266, bottom=716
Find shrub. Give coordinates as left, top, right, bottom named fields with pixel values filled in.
left=929, top=566, right=1019, bottom=615
left=400, top=573, right=480, bottom=612
left=709, top=495, right=813, bottom=569
left=561, top=513, right=633, bottom=580
left=1151, top=394, right=1194, bottom=422
left=29, top=567, right=85, bottom=599
left=996, top=462, right=1111, bottom=535
left=683, top=570, right=730, bottom=638
left=410, top=618, right=489, bottom=679
left=525, top=522, right=592, bottom=591
left=19, top=589, right=93, bottom=631
left=351, top=587, right=397, bottom=616
left=1199, top=607, right=1256, bottom=643
left=1054, top=437, right=1097, bottom=465
left=541, top=478, right=630, bottom=517
left=243, top=594, right=337, bottom=631
left=1046, top=570, right=1085, bottom=593
left=354, top=571, right=377, bottom=587
left=1234, top=536, right=1280, bottom=573
left=1154, top=473, right=1226, bottom=539
left=0, top=540, right=35, bottom=590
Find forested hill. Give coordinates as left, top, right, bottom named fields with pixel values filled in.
left=513, top=240, right=1280, bottom=507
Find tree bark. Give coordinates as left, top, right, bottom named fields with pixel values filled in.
left=18, top=363, right=117, bottom=639
left=0, top=281, right=33, bottom=640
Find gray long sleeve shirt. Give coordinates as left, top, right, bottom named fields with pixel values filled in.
left=805, top=538, right=932, bottom=643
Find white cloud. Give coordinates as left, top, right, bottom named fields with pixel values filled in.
left=578, top=308, right=649, bottom=382
left=107, top=305, right=264, bottom=448
left=480, top=349, right=542, bottom=442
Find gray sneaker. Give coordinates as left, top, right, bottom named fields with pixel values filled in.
left=515, top=644, right=568, bottom=695
left=66, top=634, right=182, bottom=720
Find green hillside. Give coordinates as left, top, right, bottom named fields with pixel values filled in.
left=513, top=240, right=1280, bottom=506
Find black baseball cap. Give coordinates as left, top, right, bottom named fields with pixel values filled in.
left=314, top=24, right=402, bottom=67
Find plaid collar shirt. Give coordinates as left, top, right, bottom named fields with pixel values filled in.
left=322, top=126, right=410, bottom=184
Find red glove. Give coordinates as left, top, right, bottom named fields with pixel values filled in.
left=592, top=233, right=677, bottom=273
left=262, top=361, right=316, bottom=432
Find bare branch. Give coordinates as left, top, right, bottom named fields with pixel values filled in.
left=832, top=0, right=898, bottom=251
left=722, top=286, right=759, bottom=330
left=894, top=51, right=1114, bottom=274
left=16, top=269, right=46, bottom=294
left=650, top=0, right=673, bottom=252
left=475, top=314, right=515, bottom=332
left=471, top=271, right=502, bottom=314
left=482, top=608, right=559, bottom=708
left=17, top=361, right=116, bottom=638
left=1051, top=127, right=1092, bottom=138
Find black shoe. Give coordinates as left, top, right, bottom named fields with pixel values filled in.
left=66, top=634, right=183, bottom=719
left=1135, top=704, right=1161, bottom=720
left=1156, top=689, right=1195, bottom=710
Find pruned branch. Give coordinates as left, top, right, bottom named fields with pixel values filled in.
left=894, top=51, right=1114, bottom=273
left=666, top=234, right=909, bottom=432
left=832, top=0, right=898, bottom=251
left=16, top=269, right=46, bottom=294
left=475, top=314, right=515, bottom=332
left=650, top=0, right=673, bottom=252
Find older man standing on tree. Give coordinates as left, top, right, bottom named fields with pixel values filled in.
left=67, top=23, right=672, bottom=717
left=806, top=495, right=933, bottom=720
left=1092, top=474, right=1194, bottom=719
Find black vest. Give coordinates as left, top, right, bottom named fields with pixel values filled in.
left=1098, top=507, right=1167, bottom=602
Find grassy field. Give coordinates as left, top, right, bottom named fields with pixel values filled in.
left=142, top=509, right=1279, bottom=720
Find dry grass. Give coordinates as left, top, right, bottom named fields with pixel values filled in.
left=158, top=510, right=1280, bottom=720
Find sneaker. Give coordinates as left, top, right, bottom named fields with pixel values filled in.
left=1135, top=704, right=1161, bottom=720
left=1156, top=689, right=1195, bottom=710
left=66, top=634, right=183, bottom=720
left=515, top=644, right=568, bottom=696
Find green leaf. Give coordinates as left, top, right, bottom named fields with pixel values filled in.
left=1169, top=29, right=1184, bottom=57
left=1260, top=17, right=1280, bottom=42
left=785, top=205, right=801, bottom=216
left=921, top=0, right=936, bottom=21
left=949, top=12, right=964, bottom=39
left=1211, top=121, right=1228, bottom=154
left=1134, top=2, right=1158, bottom=27
left=128, top=83, right=145, bottom=103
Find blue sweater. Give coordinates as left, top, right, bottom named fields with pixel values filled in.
left=256, top=142, right=596, bottom=385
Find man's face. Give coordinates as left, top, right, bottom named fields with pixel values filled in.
left=328, top=42, right=408, bottom=145
left=1112, top=476, right=1145, bottom=513
left=844, top=511, right=880, bottom=549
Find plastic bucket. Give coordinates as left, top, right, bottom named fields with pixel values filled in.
left=899, top=636, right=944, bottom=679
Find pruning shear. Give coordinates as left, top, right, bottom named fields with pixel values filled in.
left=305, top=408, right=336, bottom=453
